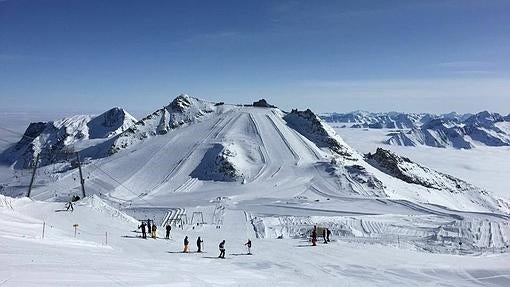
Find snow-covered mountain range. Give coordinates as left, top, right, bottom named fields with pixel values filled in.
left=322, top=111, right=510, bottom=149
left=1, top=95, right=509, bottom=258
left=1, top=107, right=136, bottom=169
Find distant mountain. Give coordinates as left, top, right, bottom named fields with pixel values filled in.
left=386, top=112, right=510, bottom=149
left=322, top=111, right=510, bottom=149
left=1, top=107, right=136, bottom=169
left=321, top=111, right=434, bottom=129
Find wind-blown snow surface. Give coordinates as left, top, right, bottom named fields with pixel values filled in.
left=1, top=96, right=510, bottom=286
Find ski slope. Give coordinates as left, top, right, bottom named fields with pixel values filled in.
left=1, top=195, right=510, bottom=286
left=1, top=96, right=510, bottom=286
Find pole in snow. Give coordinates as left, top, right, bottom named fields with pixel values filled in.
left=27, top=154, right=40, bottom=198
left=73, top=224, right=79, bottom=238
left=76, top=152, right=86, bottom=198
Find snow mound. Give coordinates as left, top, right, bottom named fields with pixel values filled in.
left=0, top=194, right=14, bottom=209
left=190, top=143, right=246, bottom=182
left=325, top=163, right=386, bottom=197
left=78, top=195, right=139, bottom=224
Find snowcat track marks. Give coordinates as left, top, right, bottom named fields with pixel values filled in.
left=247, top=113, right=271, bottom=182
left=143, top=110, right=241, bottom=199
left=265, top=114, right=301, bottom=164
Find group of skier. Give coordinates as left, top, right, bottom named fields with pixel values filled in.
left=137, top=220, right=252, bottom=258
left=310, top=225, right=331, bottom=246
left=181, top=236, right=251, bottom=258
left=138, top=219, right=172, bottom=240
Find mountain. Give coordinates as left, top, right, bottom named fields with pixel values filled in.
left=1, top=107, right=136, bottom=169
left=386, top=111, right=510, bottom=149
left=321, top=111, right=426, bottom=129
left=322, top=111, right=510, bottom=149
left=1, top=95, right=509, bottom=256
left=107, top=94, right=219, bottom=155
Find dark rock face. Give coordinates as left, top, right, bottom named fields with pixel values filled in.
left=169, top=94, right=193, bottom=112
left=365, top=148, right=482, bottom=194
left=284, top=109, right=353, bottom=158
left=365, top=148, right=418, bottom=186
left=252, top=99, right=276, bottom=108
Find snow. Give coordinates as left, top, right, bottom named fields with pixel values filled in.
left=331, top=125, right=510, bottom=200
left=1, top=99, right=510, bottom=286
left=1, top=194, right=510, bottom=286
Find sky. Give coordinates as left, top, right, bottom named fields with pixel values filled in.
left=1, top=0, right=509, bottom=115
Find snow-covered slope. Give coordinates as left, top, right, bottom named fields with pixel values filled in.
left=108, top=94, right=220, bottom=155
left=365, top=148, right=509, bottom=214
left=1, top=107, right=136, bottom=169
left=2, top=96, right=510, bottom=285
left=2, top=193, right=509, bottom=286
left=1, top=95, right=509, bottom=263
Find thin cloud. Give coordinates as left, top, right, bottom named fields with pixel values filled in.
left=436, top=61, right=492, bottom=68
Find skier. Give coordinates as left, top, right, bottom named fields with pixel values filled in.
left=326, top=228, right=332, bottom=242
left=139, top=221, right=147, bottom=239
left=183, top=236, right=189, bottom=253
left=244, top=239, right=252, bottom=255
left=311, top=226, right=317, bottom=246
left=165, top=224, right=172, bottom=239
left=151, top=224, right=157, bottom=239
left=196, top=236, right=203, bottom=253
left=323, top=228, right=328, bottom=244
left=147, top=219, right=152, bottom=237
left=218, top=240, right=226, bottom=258
left=65, top=201, right=74, bottom=212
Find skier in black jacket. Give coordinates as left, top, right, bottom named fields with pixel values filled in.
left=183, top=236, right=189, bottom=253
left=218, top=240, right=226, bottom=258
left=139, top=222, right=147, bottom=239
left=197, top=236, right=203, bottom=253
left=245, top=239, right=252, bottom=255
left=165, top=224, right=171, bottom=239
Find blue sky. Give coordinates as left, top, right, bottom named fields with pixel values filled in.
left=1, top=0, right=509, bottom=115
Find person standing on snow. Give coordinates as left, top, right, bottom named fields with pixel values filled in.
left=245, top=239, right=252, bottom=255
left=65, top=201, right=74, bottom=212
left=196, top=236, right=203, bottom=253
left=218, top=240, right=226, bottom=258
left=183, top=236, right=189, bottom=253
left=139, top=221, right=147, bottom=239
left=323, top=228, right=328, bottom=244
left=311, top=226, right=317, bottom=246
left=147, top=220, right=152, bottom=237
left=151, top=224, right=157, bottom=239
left=165, top=224, right=172, bottom=239
left=326, top=228, right=332, bottom=242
